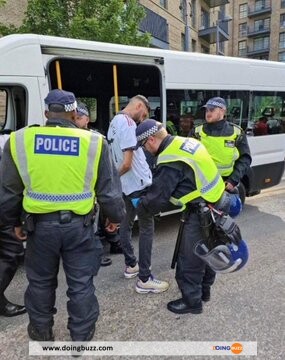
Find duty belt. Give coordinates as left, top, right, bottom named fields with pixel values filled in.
left=34, top=211, right=84, bottom=224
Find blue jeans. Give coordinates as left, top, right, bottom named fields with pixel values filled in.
left=24, top=216, right=102, bottom=341
left=120, top=191, right=154, bottom=282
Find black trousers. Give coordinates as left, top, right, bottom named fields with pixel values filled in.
left=175, top=212, right=216, bottom=304
left=0, top=226, right=25, bottom=308
left=24, top=216, right=103, bottom=341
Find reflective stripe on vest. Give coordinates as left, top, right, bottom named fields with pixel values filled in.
left=10, top=126, right=103, bottom=214
left=195, top=124, right=241, bottom=177
left=157, top=137, right=224, bottom=207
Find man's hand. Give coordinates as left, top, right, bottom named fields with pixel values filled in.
left=104, top=219, right=119, bottom=233
left=14, top=226, right=27, bottom=241
left=225, top=181, right=235, bottom=192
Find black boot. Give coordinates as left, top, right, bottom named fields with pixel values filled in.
left=202, top=286, right=211, bottom=302
left=0, top=296, right=26, bottom=317
left=167, top=298, right=202, bottom=314
left=28, top=323, right=54, bottom=341
left=100, top=257, right=112, bottom=267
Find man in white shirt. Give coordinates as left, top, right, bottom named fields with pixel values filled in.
left=107, top=95, right=169, bottom=293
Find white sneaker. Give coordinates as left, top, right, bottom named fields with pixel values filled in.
left=124, top=263, right=139, bottom=279
left=135, top=275, right=169, bottom=294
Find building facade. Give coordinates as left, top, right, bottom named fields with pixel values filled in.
left=228, top=0, right=285, bottom=62
left=1, top=0, right=285, bottom=62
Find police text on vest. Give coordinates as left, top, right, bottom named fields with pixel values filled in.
left=34, top=135, right=79, bottom=156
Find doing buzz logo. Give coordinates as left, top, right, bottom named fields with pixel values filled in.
left=212, top=342, right=243, bottom=354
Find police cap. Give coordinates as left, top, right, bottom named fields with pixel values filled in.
left=136, top=119, right=163, bottom=146
left=202, top=97, right=227, bottom=110
left=76, top=101, right=89, bottom=117
left=44, top=89, right=77, bottom=113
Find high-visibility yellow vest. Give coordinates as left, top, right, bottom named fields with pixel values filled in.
left=194, top=124, right=241, bottom=177
left=10, top=126, right=103, bottom=214
left=157, top=136, right=225, bottom=207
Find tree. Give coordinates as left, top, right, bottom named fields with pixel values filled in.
left=0, top=0, right=150, bottom=47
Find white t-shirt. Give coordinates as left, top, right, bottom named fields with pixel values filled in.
left=0, top=134, right=10, bottom=160
left=107, top=113, right=152, bottom=195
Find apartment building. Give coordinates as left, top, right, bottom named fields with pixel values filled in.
left=228, top=0, right=285, bottom=62
left=139, top=0, right=231, bottom=55
left=1, top=0, right=285, bottom=62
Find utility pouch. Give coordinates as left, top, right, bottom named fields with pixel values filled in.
left=59, top=210, right=72, bottom=224
left=25, top=213, right=35, bottom=233
left=83, top=209, right=96, bottom=227
left=213, top=213, right=242, bottom=245
left=197, top=203, right=213, bottom=242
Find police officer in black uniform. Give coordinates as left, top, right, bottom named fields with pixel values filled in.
left=0, top=89, right=125, bottom=341
left=134, top=120, right=228, bottom=314
left=0, top=133, right=26, bottom=317
left=191, top=97, right=252, bottom=301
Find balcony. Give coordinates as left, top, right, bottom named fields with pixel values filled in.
left=139, top=6, right=169, bottom=49
left=198, top=18, right=230, bottom=44
left=247, top=24, right=270, bottom=37
left=248, top=1, right=271, bottom=18
left=247, top=44, right=270, bottom=56
left=203, top=0, right=229, bottom=7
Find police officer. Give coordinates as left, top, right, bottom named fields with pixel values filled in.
left=0, top=89, right=125, bottom=341
left=192, top=97, right=252, bottom=194
left=0, top=133, right=26, bottom=317
left=191, top=97, right=251, bottom=302
left=135, top=120, right=227, bottom=314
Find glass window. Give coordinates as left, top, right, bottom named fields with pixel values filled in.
left=239, top=23, right=247, bottom=37
left=181, top=33, right=186, bottom=51
left=253, top=36, right=269, bottom=51
left=254, top=18, right=270, bottom=31
left=160, top=0, right=168, bottom=9
left=239, top=4, right=247, bottom=19
left=279, top=32, right=285, bottom=49
left=191, top=0, right=196, bottom=27
left=280, top=14, right=285, bottom=29
left=279, top=51, right=285, bottom=62
left=282, top=0, right=285, bottom=9
left=0, top=90, right=7, bottom=128
left=238, top=40, right=247, bottom=57
left=166, top=89, right=285, bottom=136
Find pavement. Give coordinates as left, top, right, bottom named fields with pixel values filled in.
left=0, top=183, right=285, bottom=359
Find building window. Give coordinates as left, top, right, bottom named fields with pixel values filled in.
left=279, top=32, right=285, bottom=49
left=238, top=40, right=247, bottom=57
left=160, top=0, right=168, bottom=9
left=253, top=36, right=269, bottom=51
left=239, top=23, right=247, bottom=37
left=282, top=0, right=285, bottom=9
left=192, top=39, right=197, bottom=52
left=239, top=4, right=247, bottom=19
left=181, top=33, right=186, bottom=51
left=191, top=0, right=196, bottom=28
left=254, top=18, right=270, bottom=31
left=279, top=52, right=285, bottom=62
left=281, top=14, right=285, bottom=29
left=255, top=0, right=266, bottom=11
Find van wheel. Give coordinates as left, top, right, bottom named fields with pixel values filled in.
left=237, top=182, right=246, bottom=205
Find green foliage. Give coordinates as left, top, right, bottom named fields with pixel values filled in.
left=0, top=0, right=150, bottom=47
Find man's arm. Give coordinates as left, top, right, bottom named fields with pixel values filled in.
left=96, top=139, right=125, bottom=223
left=119, top=149, right=133, bottom=176
left=139, top=165, right=183, bottom=215
left=0, top=139, right=24, bottom=227
left=227, top=133, right=252, bottom=186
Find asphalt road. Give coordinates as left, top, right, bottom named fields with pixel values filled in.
left=0, top=181, right=285, bottom=360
